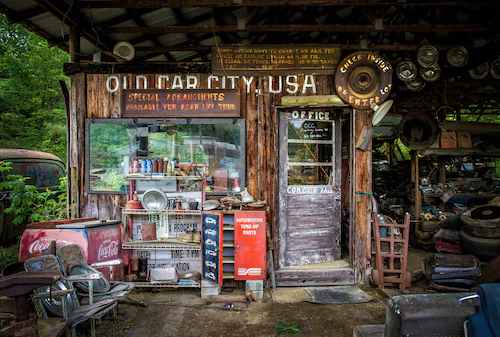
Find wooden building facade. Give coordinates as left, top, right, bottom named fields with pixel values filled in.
left=65, top=66, right=372, bottom=284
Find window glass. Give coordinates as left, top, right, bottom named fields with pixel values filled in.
left=87, top=120, right=244, bottom=194
left=7, top=161, right=65, bottom=189
left=288, top=165, right=333, bottom=185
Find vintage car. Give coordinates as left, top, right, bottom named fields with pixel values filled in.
left=0, top=149, right=65, bottom=243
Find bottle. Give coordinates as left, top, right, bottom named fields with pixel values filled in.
left=167, top=160, right=172, bottom=176
left=170, top=158, right=176, bottom=174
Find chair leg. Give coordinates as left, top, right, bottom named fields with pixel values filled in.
left=113, top=306, right=118, bottom=320
left=91, top=319, right=96, bottom=337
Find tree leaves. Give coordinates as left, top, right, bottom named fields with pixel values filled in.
left=0, top=14, right=69, bottom=160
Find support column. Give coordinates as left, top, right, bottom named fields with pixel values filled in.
left=351, top=109, right=372, bottom=283
left=69, top=25, right=80, bottom=63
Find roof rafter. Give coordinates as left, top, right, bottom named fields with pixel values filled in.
left=79, top=0, right=495, bottom=8
left=107, top=23, right=499, bottom=34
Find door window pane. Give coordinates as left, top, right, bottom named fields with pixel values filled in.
left=288, top=165, right=333, bottom=185
left=287, top=120, right=333, bottom=141
left=288, top=143, right=333, bottom=163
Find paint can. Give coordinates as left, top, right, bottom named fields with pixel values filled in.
left=146, top=159, right=153, bottom=174
left=130, top=257, right=139, bottom=273
left=140, top=159, right=147, bottom=174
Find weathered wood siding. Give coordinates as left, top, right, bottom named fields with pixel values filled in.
left=69, top=72, right=373, bottom=276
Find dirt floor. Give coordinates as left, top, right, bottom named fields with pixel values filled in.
left=94, top=285, right=389, bottom=337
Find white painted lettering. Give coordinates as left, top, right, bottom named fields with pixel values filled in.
left=207, top=75, right=219, bottom=89
left=303, top=75, right=317, bottom=94
left=242, top=76, right=254, bottom=94
left=136, top=75, right=147, bottom=89
left=269, top=76, right=282, bottom=94
left=158, top=75, right=169, bottom=89
left=106, top=76, right=119, bottom=93
left=186, top=75, right=198, bottom=89
left=286, top=75, right=299, bottom=94
left=171, top=75, right=183, bottom=89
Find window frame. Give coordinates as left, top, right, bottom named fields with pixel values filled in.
left=85, top=118, right=246, bottom=195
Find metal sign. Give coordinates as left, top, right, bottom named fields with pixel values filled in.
left=202, top=212, right=223, bottom=285
left=212, top=45, right=341, bottom=75
left=234, top=212, right=266, bottom=280
left=335, top=51, right=393, bottom=109
left=122, top=89, right=240, bottom=118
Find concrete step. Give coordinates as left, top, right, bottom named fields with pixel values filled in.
left=274, top=267, right=355, bottom=286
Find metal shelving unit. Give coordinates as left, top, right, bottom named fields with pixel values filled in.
left=123, top=171, right=205, bottom=289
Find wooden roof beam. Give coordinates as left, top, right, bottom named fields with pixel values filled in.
left=172, top=8, right=206, bottom=61
left=8, top=6, right=46, bottom=23
left=125, top=9, right=176, bottom=61
left=0, top=3, right=67, bottom=51
left=108, top=23, right=499, bottom=34
left=94, top=8, right=154, bottom=29
left=32, top=0, right=124, bottom=61
left=80, top=0, right=495, bottom=8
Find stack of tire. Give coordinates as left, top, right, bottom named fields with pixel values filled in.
left=460, top=204, right=500, bottom=257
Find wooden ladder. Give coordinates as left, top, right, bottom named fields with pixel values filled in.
left=373, top=213, right=411, bottom=291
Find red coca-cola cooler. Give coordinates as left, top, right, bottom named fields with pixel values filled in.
left=19, top=218, right=123, bottom=280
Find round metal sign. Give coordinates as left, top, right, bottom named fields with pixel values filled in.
left=335, top=52, right=393, bottom=110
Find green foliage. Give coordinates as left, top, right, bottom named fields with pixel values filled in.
left=0, top=14, right=69, bottom=160
left=0, top=161, right=67, bottom=225
left=273, top=320, right=302, bottom=335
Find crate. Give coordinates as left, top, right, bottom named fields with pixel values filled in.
left=201, top=280, right=221, bottom=297
left=457, top=132, right=472, bottom=148
left=440, top=131, right=457, bottom=148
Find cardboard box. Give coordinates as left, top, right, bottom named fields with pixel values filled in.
left=457, top=132, right=472, bottom=148
left=440, top=131, right=457, bottom=148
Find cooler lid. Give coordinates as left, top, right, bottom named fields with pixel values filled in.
left=56, top=219, right=121, bottom=229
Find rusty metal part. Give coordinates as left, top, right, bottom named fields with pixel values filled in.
left=447, top=45, right=469, bottom=67
left=0, top=148, right=62, bottom=162
left=396, top=60, right=418, bottom=82
left=420, top=64, right=441, bottom=82
left=397, top=112, right=440, bottom=150
left=417, top=44, right=439, bottom=67
left=461, top=205, right=500, bottom=238
left=335, top=51, right=393, bottom=109
left=405, top=75, right=426, bottom=91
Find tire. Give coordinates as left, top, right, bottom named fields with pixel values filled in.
left=460, top=205, right=500, bottom=239
left=460, top=230, right=500, bottom=256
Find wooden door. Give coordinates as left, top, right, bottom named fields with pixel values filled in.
left=278, top=107, right=342, bottom=268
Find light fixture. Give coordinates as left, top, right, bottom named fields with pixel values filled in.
left=469, top=62, right=489, bottom=79
left=396, top=61, right=418, bottom=82
left=405, top=75, right=426, bottom=91
left=447, top=46, right=469, bottom=67
left=112, top=41, right=135, bottom=61
left=490, top=58, right=500, bottom=79
left=371, top=100, right=394, bottom=126
left=420, top=64, right=441, bottom=82
left=417, top=45, right=439, bottom=67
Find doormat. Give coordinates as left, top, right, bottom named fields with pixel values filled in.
left=305, top=286, right=373, bottom=304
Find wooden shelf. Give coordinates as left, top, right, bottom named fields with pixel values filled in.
left=418, top=148, right=500, bottom=157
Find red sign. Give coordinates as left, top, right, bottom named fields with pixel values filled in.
left=234, top=212, right=266, bottom=280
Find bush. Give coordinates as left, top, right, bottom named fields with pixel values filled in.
left=0, top=161, right=67, bottom=224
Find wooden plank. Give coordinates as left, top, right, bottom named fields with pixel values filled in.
left=64, top=62, right=211, bottom=75
left=275, top=268, right=354, bottom=287
left=286, top=215, right=335, bottom=230
left=286, top=194, right=335, bottom=208
left=211, top=45, right=341, bottom=76
left=69, top=25, right=80, bottom=63
left=108, top=24, right=497, bottom=34
left=419, top=148, right=500, bottom=156
left=122, top=89, right=241, bottom=118
left=352, top=109, right=372, bottom=282
left=246, top=78, right=258, bottom=198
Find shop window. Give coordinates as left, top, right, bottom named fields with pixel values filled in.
left=85, top=118, right=245, bottom=194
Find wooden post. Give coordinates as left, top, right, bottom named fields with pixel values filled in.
left=69, top=25, right=80, bottom=63
left=413, top=151, right=421, bottom=237
left=351, top=109, right=372, bottom=282
left=69, top=73, right=86, bottom=218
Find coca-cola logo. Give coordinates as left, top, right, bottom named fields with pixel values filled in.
left=98, top=240, right=119, bottom=260
left=29, top=238, right=74, bottom=254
